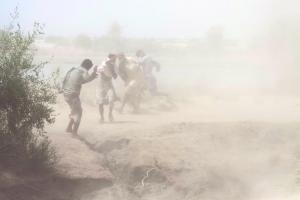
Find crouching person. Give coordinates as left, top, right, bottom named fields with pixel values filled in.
left=96, top=54, right=118, bottom=123
left=62, top=59, right=97, bottom=135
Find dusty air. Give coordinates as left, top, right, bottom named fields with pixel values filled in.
left=0, top=0, right=300, bottom=200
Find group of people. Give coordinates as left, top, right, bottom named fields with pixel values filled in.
left=61, top=50, right=161, bottom=135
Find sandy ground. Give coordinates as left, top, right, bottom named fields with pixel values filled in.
left=43, top=92, right=300, bottom=200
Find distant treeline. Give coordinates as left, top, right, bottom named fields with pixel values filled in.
left=43, top=24, right=237, bottom=56
left=42, top=21, right=300, bottom=68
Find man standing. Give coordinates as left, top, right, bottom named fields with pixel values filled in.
left=136, top=50, right=161, bottom=95
left=62, top=59, right=97, bottom=134
left=96, top=54, right=118, bottom=123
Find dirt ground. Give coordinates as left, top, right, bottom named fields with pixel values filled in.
left=2, top=56, right=300, bottom=199
left=41, top=91, right=300, bottom=200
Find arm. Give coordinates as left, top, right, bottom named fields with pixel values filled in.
left=82, top=66, right=97, bottom=84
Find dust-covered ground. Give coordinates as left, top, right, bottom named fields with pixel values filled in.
left=1, top=1, right=300, bottom=199
left=2, top=92, right=300, bottom=200
left=3, top=45, right=300, bottom=199
left=43, top=70, right=300, bottom=200
left=36, top=46, right=300, bottom=199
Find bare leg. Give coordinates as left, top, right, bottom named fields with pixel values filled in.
left=65, top=96, right=82, bottom=135
left=72, top=109, right=82, bottom=135
left=119, top=95, right=128, bottom=114
left=109, top=101, right=114, bottom=122
left=135, top=91, right=142, bottom=112
left=72, top=122, right=79, bottom=135
left=66, top=118, right=74, bottom=133
left=99, top=104, right=104, bottom=123
left=131, top=90, right=142, bottom=113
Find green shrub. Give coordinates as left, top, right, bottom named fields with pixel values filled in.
left=0, top=12, right=57, bottom=172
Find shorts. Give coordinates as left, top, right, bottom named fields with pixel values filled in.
left=64, top=93, right=82, bottom=123
left=96, top=79, right=116, bottom=105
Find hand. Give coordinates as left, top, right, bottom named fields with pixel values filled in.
left=93, top=65, right=98, bottom=73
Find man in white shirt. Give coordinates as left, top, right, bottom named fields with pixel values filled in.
left=62, top=59, right=97, bottom=134
left=96, top=54, right=118, bottom=122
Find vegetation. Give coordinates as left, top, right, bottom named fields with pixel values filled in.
left=43, top=23, right=230, bottom=58
left=0, top=12, right=57, bottom=172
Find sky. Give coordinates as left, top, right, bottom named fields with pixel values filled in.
left=0, top=0, right=296, bottom=39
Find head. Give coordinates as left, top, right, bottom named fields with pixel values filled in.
left=81, top=59, right=93, bottom=70
left=117, top=52, right=127, bottom=63
left=118, top=52, right=125, bottom=59
left=136, top=49, right=145, bottom=58
left=108, top=53, right=117, bottom=62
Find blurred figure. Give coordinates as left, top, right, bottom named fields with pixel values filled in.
left=136, top=50, right=161, bottom=95
left=62, top=59, right=97, bottom=135
left=117, top=53, right=129, bottom=85
left=96, top=54, right=119, bottom=122
left=117, top=53, right=145, bottom=113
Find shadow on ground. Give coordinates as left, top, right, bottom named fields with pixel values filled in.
left=0, top=174, right=113, bottom=200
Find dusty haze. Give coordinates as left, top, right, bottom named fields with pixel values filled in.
left=1, top=0, right=300, bottom=199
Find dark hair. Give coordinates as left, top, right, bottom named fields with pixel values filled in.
left=81, top=59, right=93, bottom=69
left=108, top=53, right=117, bottom=59
left=136, top=49, right=145, bottom=57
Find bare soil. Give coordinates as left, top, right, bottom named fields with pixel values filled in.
left=1, top=93, right=300, bottom=200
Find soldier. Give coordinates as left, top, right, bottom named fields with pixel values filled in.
left=62, top=59, right=97, bottom=134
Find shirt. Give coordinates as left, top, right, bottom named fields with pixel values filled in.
left=137, top=56, right=160, bottom=76
left=62, top=66, right=96, bottom=96
left=97, top=58, right=117, bottom=80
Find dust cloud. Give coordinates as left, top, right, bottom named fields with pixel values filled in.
left=5, top=0, right=300, bottom=199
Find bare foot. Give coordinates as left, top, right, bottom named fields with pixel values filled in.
left=109, top=115, right=114, bottom=123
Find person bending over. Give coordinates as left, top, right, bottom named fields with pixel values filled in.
left=62, top=59, right=97, bottom=134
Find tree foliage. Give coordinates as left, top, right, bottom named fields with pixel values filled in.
left=0, top=12, right=57, bottom=171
